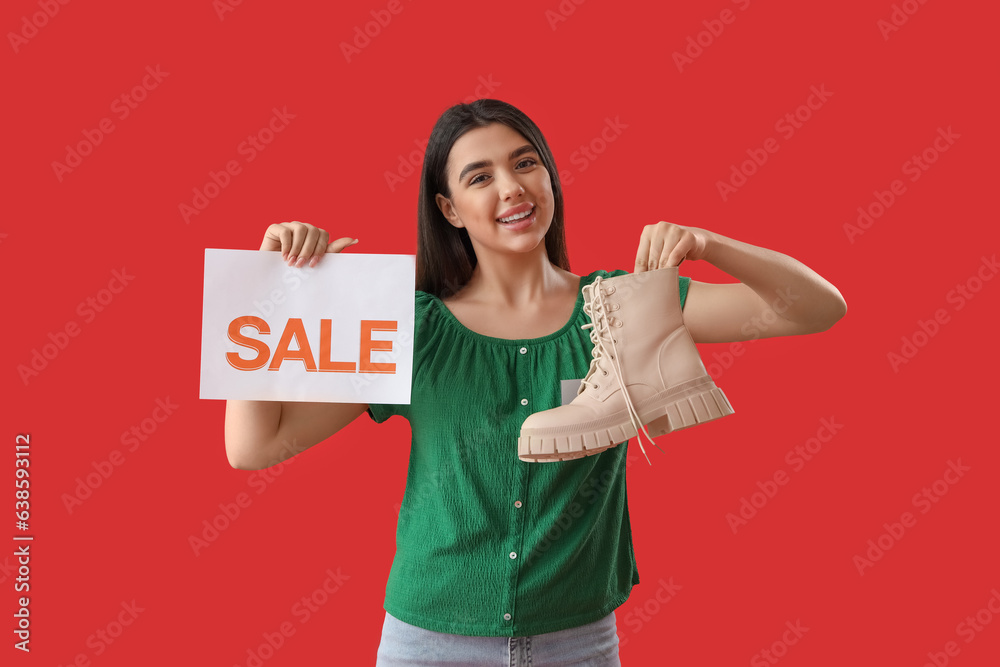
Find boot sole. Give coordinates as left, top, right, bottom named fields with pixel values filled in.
left=517, top=377, right=734, bottom=463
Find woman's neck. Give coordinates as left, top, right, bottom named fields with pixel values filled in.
left=457, top=244, right=570, bottom=308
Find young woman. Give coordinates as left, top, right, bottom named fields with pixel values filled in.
left=225, top=99, right=847, bottom=666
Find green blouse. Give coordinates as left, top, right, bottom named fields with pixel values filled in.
left=367, top=268, right=691, bottom=637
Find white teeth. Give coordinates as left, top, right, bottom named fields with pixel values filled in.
left=499, top=208, right=533, bottom=223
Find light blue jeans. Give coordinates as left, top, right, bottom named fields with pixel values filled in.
left=375, top=610, right=621, bottom=666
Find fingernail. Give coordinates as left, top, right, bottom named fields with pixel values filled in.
left=352, top=239, right=359, bottom=245
left=296, top=256, right=306, bottom=267
left=287, top=255, right=296, bottom=265
left=309, top=256, right=319, bottom=267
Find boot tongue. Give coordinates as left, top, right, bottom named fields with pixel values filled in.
left=579, top=284, right=610, bottom=394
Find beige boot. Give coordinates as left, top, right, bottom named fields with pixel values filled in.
left=517, top=267, right=733, bottom=464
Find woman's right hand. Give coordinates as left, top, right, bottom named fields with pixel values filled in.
left=260, top=221, right=358, bottom=267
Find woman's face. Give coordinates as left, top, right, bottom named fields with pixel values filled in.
left=435, top=122, right=555, bottom=259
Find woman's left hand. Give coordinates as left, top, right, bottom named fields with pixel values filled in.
left=634, top=221, right=716, bottom=272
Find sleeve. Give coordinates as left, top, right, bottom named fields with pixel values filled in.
left=678, top=275, right=691, bottom=311
left=366, top=403, right=396, bottom=424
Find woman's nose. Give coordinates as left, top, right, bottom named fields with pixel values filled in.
left=497, top=172, right=525, bottom=200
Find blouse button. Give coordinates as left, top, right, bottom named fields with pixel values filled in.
left=520, top=398, right=528, bottom=406
left=514, top=500, right=522, bottom=508
left=509, top=551, right=517, bottom=559
left=504, top=613, right=512, bottom=621
left=519, top=346, right=527, bottom=354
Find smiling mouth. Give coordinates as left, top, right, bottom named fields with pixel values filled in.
left=497, top=205, right=534, bottom=223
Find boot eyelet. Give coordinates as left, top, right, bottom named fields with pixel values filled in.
left=602, top=371, right=608, bottom=376
left=606, top=286, right=615, bottom=294
left=612, top=339, right=618, bottom=344
left=615, top=321, right=623, bottom=327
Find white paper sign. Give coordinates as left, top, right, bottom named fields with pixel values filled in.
left=200, top=249, right=415, bottom=403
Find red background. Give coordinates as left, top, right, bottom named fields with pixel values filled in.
left=5, top=0, right=999, bottom=665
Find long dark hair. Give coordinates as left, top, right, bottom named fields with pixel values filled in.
left=416, top=99, right=570, bottom=298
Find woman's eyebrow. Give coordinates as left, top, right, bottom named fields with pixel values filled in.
left=458, top=144, right=537, bottom=182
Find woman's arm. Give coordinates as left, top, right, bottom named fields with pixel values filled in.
left=225, top=400, right=368, bottom=470
left=225, top=221, right=368, bottom=470
left=634, top=222, right=847, bottom=344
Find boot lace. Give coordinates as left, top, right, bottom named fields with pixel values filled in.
left=579, top=276, right=662, bottom=465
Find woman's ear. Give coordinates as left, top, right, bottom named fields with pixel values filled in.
left=435, top=193, right=464, bottom=229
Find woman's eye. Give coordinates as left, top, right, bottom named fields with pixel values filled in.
left=470, top=173, right=489, bottom=185
left=516, top=158, right=537, bottom=169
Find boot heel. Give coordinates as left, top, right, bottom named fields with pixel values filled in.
left=646, top=385, right=734, bottom=437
